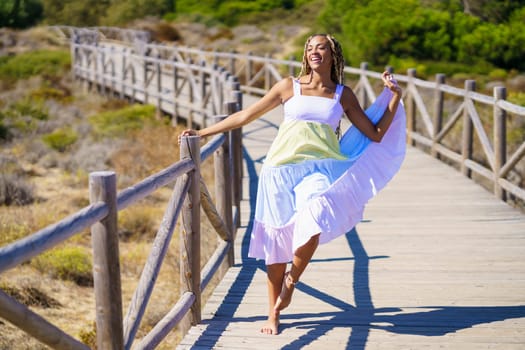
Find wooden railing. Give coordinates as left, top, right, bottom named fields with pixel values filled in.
left=0, top=26, right=243, bottom=350
left=53, top=25, right=525, bottom=203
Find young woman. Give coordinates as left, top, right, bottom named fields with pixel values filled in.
left=179, top=34, right=405, bottom=335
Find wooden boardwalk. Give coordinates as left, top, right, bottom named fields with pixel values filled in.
left=178, top=95, right=525, bottom=349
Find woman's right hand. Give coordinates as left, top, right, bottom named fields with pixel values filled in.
left=178, top=129, right=199, bottom=145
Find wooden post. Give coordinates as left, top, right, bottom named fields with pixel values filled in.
left=288, top=55, right=296, bottom=77
left=229, top=95, right=243, bottom=227
left=264, top=53, right=271, bottom=91
left=179, top=136, right=201, bottom=334
left=406, top=68, right=417, bottom=146
left=461, top=80, right=475, bottom=178
left=172, top=57, right=179, bottom=126
left=213, top=115, right=234, bottom=266
left=120, top=48, right=126, bottom=99
left=229, top=50, right=236, bottom=76
left=143, top=50, right=149, bottom=104
left=494, top=86, right=507, bottom=201
left=200, top=61, right=208, bottom=125
left=359, top=62, right=369, bottom=108
left=156, top=53, right=162, bottom=119
left=432, top=73, right=445, bottom=158
left=89, top=171, right=124, bottom=350
left=110, top=46, right=116, bottom=97
left=187, top=58, right=194, bottom=128
left=246, top=52, right=253, bottom=87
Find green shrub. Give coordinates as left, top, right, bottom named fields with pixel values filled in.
left=0, top=221, right=30, bottom=246
left=0, top=50, right=71, bottom=84
left=78, top=322, right=97, bottom=348
left=89, top=104, right=157, bottom=138
left=42, top=127, right=78, bottom=152
left=31, top=246, right=93, bottom=286
left=30, top=86, right=72, bottom=103
left=0, top=174, right=35, bottom=206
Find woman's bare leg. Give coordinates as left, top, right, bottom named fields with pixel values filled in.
left=275, top=233, right=320, bottom=312
left=261, top=263, right=286, bottom=335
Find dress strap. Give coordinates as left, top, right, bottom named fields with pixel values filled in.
left=334, top=84, right=344, bottom=102
left=293, top=79, right=301, bottom=96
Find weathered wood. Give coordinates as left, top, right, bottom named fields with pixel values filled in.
left=406, top=68, right=417, bottom=146
left=0, top=201, right=107, bottom=273
left=200, top=176, right=230, bottom=242
left=494, top=86, right=507, bottom=200
left=213, top=114, right=234, bottom=266
left=358, top=62, right=369, bottom=108
left=228, top=99, right=243, bottom=228
left=123, top=176, right=191, bottom=349
left=0, top=290, right=90, bottom=350
left=431, top=73, right=445, bottom=158
left=461, top=80, right=475, bottom=177
left=116, top=158, right=194, bottom=211
left=180, top=136, right=202, bottom=334
left=134, top=292, right=195, bottom=350
left=89, top=171, right=124, bottom=350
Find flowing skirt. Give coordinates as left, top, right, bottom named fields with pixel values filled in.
left=248, top=88, right=406, bottom=264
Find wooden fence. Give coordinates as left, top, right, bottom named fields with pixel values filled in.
left=0, top=26, right=243, bottom=350
left=54, top=25, right=525, bottom=204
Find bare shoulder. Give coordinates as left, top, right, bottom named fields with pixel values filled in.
left=340, top=85, right=359, bottom=110
left=269, top=76, right=294, bottom=103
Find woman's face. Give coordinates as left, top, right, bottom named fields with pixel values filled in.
left=306, top=35, right=333, bottom=72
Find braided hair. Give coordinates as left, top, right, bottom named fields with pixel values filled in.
left=298, top=34, right=345, bottom=85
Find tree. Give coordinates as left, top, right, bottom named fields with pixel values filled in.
left=0, top=0, right=44, bottom=28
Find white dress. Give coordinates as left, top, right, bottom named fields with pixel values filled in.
left=248, top=79, right=406, bottom=264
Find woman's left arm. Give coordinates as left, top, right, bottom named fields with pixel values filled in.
left=342, top=71, right=402, bottom=142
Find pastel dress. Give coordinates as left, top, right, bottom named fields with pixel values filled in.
left=248, top=78, right=406, bottom=265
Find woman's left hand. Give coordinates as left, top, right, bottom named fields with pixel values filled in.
left=381, top=71, right=402, bottom=96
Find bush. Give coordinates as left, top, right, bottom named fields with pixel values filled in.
left=42, top=127, right=78, bottom=152
left=31, top=246, right=93, bottom=286
left=0, top=173, right=35, bottom=206
left=89, top=104, right=157, bottom=138
left=0, top=49, right=70, bottom=84
left=0, top=282, right=61, bottom=308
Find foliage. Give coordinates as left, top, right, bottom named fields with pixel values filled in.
left=88, top=104, right=157, bottom=138
left=0, top=282, right=61, bottom=308
left=0, top=0, right=44, bottom=29
left=42, top=127, right=78, bottom=152
left=0, top=174, right=35, bottom=206
left=78, top=322, right=97, bottom=348
left=169, top=0, right=301, bottom=26
left=41, top=0, right=108, bottom=27
left=0, top=98, right=49, bottom=139
left=0, top=49, right=71, bottom=84
left=31, top=246, right=94, bottom=286
left=318, top=0, right=525, bottom=72
left=102, top=0, right=175, bottom=26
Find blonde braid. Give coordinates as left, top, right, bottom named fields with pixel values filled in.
left=297, top=34, right=345, bottom=84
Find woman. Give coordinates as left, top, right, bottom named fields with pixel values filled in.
left=179, top=34, right=405, bottom=335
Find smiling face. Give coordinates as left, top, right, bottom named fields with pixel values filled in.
left=305, top=35, right=334, bottom=74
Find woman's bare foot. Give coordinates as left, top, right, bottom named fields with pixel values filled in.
left=260, top=310, right=280, bottom=335
left=274, top=272, right=296, bottom=312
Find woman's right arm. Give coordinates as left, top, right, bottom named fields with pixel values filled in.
left=179, top=77, right=293, bottom=139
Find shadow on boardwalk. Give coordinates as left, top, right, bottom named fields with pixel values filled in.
left=186, top=146, right=525, bottom=350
